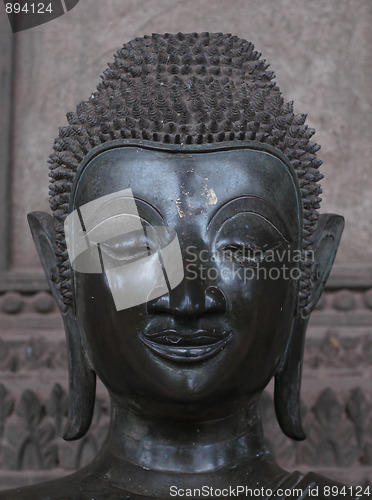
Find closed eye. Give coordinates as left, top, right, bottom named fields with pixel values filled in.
left=220, top=242, right=283, bottom=266
left=214, top=211, right=288, bottom=266
left=99, top=232, right=152, bottom=263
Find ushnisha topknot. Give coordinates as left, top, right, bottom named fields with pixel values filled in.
left=49, top=32, right=323, bottom=309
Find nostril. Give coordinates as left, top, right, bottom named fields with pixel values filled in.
left=205, top=286, right=226, bottom=313
left=146, top=285, right=226, bottom=317
left=146, top=293, right=170, bottom=314
left=146, top=285, right=204, bottom=317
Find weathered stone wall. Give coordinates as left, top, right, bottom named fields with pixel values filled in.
left=0, top=0, right=371, bottom=491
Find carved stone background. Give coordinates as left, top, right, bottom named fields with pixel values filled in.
left=1, top=0, right=372, bottom=492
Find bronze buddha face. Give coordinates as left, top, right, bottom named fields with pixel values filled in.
left=71, top=143, right=301, bottom=421
left=28, top=31, right=344, bottom=443
left=1, top=32, right=352, bottom=499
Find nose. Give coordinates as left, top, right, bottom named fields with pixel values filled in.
left=147, top=283, right=226, bottom=318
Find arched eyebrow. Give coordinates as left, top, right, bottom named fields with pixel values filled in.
left=78, top=192, right=166, bottom=232
left=207, top=195, right=295, bottom=242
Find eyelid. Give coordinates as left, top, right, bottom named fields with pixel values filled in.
left=86, top=196, right=138, bottom=223
left=218, top=211, right=290, bottom=244
left=100, top=239, right=151, bottom=262
left=249, top=213, right=289, bottom=243
left=207, top=195, right=294, bottom=243
left=84, top=214, right=144, bottom=245
left=100, top=232, right=150, bottom=249
left=80, top=195, right=165, bottom=231
left=89, top=220, right=174, bottom=257
left=78, top=190, right=140, bottom=233
left=219, top=239, right=284, bottom=255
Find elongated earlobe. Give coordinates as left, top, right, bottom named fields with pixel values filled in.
left=274, top=314, right=308, bottom=440
left=60, top=307, right=96, bottom=440
left=28, top=211, right=96, bottom=440
left=274, top=213, right=344, bottom=440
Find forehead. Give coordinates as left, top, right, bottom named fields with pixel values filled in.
left=73, top=146, right=301, bottom=239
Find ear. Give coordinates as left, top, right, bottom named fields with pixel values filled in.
left=274, top=213, right=344, bottom=440
left=304, top=213, right=345, bottom=315
left=28, top=211, right=96, bottom=440
left=28, top=211, right=65, bottom=311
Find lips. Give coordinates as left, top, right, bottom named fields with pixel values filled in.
left=139, top=329, right=232, bottom=363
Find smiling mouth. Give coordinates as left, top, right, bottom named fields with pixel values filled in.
left=139, top=329, right=233, bottom=363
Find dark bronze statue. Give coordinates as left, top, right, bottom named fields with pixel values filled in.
left=1, top=32, right=366, bottom=499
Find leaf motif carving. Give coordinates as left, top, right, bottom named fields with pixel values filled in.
left=46, top=383, right=68, bottom=436
left=0, top=385, right=14, bottom=439
left=313, top=388, right=342, bottom=429
left=17, top=390, right=44, bottom=429
left=346, top=387, right=371, bottom=447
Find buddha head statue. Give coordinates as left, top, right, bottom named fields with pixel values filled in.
left=29, top=33, right=344, bottom=450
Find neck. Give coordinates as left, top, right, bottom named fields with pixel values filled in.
left=102, top=395, right=269, bottom=474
